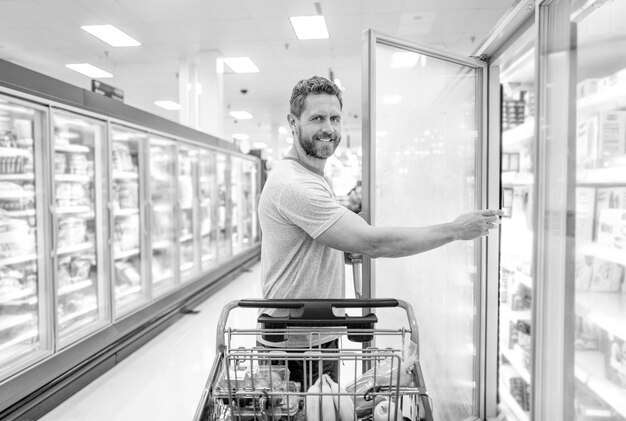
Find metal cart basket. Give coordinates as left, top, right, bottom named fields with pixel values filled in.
left=193, top=298, right=434, bottom=421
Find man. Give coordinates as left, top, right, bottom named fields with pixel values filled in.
left=257, top=75, right=502, bottom=388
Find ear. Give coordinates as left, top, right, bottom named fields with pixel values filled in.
left=287, top=114, right=298, bottom=134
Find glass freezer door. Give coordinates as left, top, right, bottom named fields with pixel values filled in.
left=0, top=96, right=50, bottom=380
left=110, top=125, right=147, bottom=318
left=362, top=30, right=488, bottom=419
left=52, top=110, right=108, bottom=348
left=148, top=137, right=177, bottom=296
left=216, top=153, right=231, bottom=262
left=231, top=156, right=242, bottom=255
left=178, top=145, right=198, bottom=282
left=198, top=149, right=216, bottom=270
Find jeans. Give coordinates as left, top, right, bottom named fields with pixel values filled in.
left=257, top=339, right=339, bottom=391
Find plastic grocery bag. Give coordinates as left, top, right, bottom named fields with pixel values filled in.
left=345, top=340, right=418, bottom=417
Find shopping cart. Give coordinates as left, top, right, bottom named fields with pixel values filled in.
left=193, top=298, right=434, bottom=421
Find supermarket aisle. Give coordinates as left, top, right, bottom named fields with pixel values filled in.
left=41, top=261, right=357, bottom=421
left=41, top=263, right=264, bottom=421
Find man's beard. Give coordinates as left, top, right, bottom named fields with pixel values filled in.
left=299, top=131, right=341, bottom=159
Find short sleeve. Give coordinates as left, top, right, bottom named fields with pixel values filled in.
left=278, top=179, right=348, bottom=239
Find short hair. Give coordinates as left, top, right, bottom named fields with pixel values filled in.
left=289, top=76, right=343, bottom=118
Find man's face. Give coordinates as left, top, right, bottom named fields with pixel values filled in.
left=292, top=93, right=342, bottom=159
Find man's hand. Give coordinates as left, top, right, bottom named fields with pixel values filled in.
left=451, top=209, right=503, bottom=241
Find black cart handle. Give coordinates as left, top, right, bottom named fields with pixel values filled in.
left=237, top=298, right=399, bottom=309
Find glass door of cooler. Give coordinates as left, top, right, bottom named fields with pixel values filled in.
left=110, top=124, right=146, bottom=318
left=362, top=30, right=488, bottom=419
left=52, top=110, right=108, bottom=347
left=230, top=156, right=242, bottom=255
left=495, top=29, right=536, bottom=421
left=216, top=153, right=231, bottom=262
left=148, top=137, right=177, bottom=296
left=0, top=95, right=50, bottom=380
left=178, top=145, right=198, bottom=282
left=241, top=158, right=258, bottom=250
left=569, top=1, right=626, bottom=418
left=198, top=149, right=217, bottom=270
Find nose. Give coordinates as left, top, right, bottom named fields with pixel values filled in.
left=321, top=118, right=334, bottom=134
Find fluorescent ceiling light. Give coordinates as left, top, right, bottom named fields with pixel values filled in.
left=232, top=133, right=249, bottom=141
left=229, top=111, right=253, bottom=120
left=66, top=63, right=113, bottom=78
left=81, top=24, right=140, bottom=47
left=390, top=52, right=420, bottom=68
left=252, top=142, right=267, bottom=149
left=290, top=16, right=329, bottom=40
left=278, top=126, right=288, bottom=134
left=154, top=101, right=181, bottom=111
left=222, top=57, right=259, bottom=73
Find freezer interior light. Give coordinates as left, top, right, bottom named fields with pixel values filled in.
left=229, top=111, right=253, bottom=120
left=81, top=25, right=141, bottom=47
left=222, top=57, right=259, bottom=73
left=66, top=63, right=113, bottom=78
left=154, top=101, right=181, bottom=111
left=290, top=16, right=329, bottom=40
left=390, top=52, right=421, bottom=68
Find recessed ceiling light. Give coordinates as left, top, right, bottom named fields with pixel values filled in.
left=81, top=25, right=140, bottom=47
left=222, top=57, right=259, bottom=73
left=232, top=133, right=250, bottom=141
left=229, top=111, right=253, bottom=120
left=66, top=63, right=113, bottom=78
left=289, top=16, right=329, bottom=40
left=154, top=100, right=181, bottom=111
left=390, top=52, right=420, bottom=68
left=278, top=126, right=288, bottom=134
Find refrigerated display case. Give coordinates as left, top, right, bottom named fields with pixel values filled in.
left=178, top=145, right=198, bottom=282
left=110, top=124, right=146, bottom=319
left=52, top=110, right=108, bottom=348
left=148, top=136, right=178, bottom=296
left=570, top=1, right=626, bottom=419
left=496, top=29, right=536, bottom=421
left=216, top=153, right=231, bottom=262
left=0, top=95, right=50, bottom=379
left=198, top=149, right=217, bottom=270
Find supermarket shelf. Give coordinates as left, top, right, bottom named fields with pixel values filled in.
left=502, top=172, right=533, bottom=187
left=0, top=146, right=31, bottom=157
left=114, top=208, right=139, bottom=217
left=575, top=350, right=626, bottom=418
left=151, top=240, right=172, bottom=250
left=576, top=291, right=626, bottom=340
left=502, top=118, right=535, bottom=151
left=58, top=279, right=93, bottom=296
left=180, top=261, right=194, bottom=272
left=500, top=306, right=532, bottom=324
left=54, top=143, right=90, bottom=154
left=0, top=190, right=34, bottom=199
left=0, top=329, right=38, bottom=353
left=58, top=303, right=98, bottom=325
left=112, top=171, right=138, bottom=180
left=579, top=243, right=626, bottom=266
left=577, top=167, right=626, bottom=186
left=502, top=348, right=531, bottom=383
left=114, top=248, right=140, bottom=260
left=0, top=288, right=35, bottom=303
left=55, top=174, right=91, bottom=183
left=0, top=313, right=33, bottom=332
left=56, top=206, right=93, bottom=216
left=1, top=209, right=35, bottom=217
left=180, top=234, right=193, bottom=242
left=578, top=83, right=626, bottom=117
left=0, top=253, right=37, bottom=267
left=153, top=271, right=173, bottom=285
left=0, top=173, right=34, bottom=181
left=57, top=243, right=93, bottom=255
left=499, top=380, right=530, bottom=421
left=115, top=285, right=141, bottom=300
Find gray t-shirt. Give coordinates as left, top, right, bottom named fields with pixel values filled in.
left=258, top=159, right=348, bottom=346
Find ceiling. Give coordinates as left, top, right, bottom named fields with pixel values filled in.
left=0, top=0, right=515, bottom=157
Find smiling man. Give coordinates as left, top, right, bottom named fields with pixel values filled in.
left=257, top=76, right=502, bottom=387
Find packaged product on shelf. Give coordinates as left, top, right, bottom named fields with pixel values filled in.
left=604, top=334, right=626, bottom=388
left=601, top=67, right=626, bottom=91
left=576, top=116, right=599, bottom=169
left=0, top=216, right=33, bottom=258
left=596, top=208, right=626, bottom=249
left=576, top=187, right=596, bottom=243
left=598, top=111, right=626, bottom=166
left=57, top=217, right=87, bottom=248
left=589, top=257, right=624, bottom=292
left=574, top=316, right=600, bottom=351
left=593, top=187, right=626, bottom=241
left=576, top=78, right=601, bottom=99
left=575, top=253, right=594, bottom=290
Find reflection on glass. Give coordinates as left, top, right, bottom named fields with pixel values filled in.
left=150, top=138, right=177, bottom=295
left=573, top=1, right=626, bottom=419
left=0, top=97, right=48, bottom=379
left=231, top=157, right=242, bottom=255
left=496, top=30, right=535, bottom=421
left=216, top=153, right=230, bottom=262
left=53, top=112, right=106, bottom=346
left=199, top=150, right=216, bottom=270
left=371, top=42, right=479, bottom=419
left=179, top=146, right=197, bottom=281
left=111, top=125, right=146, bottom=317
